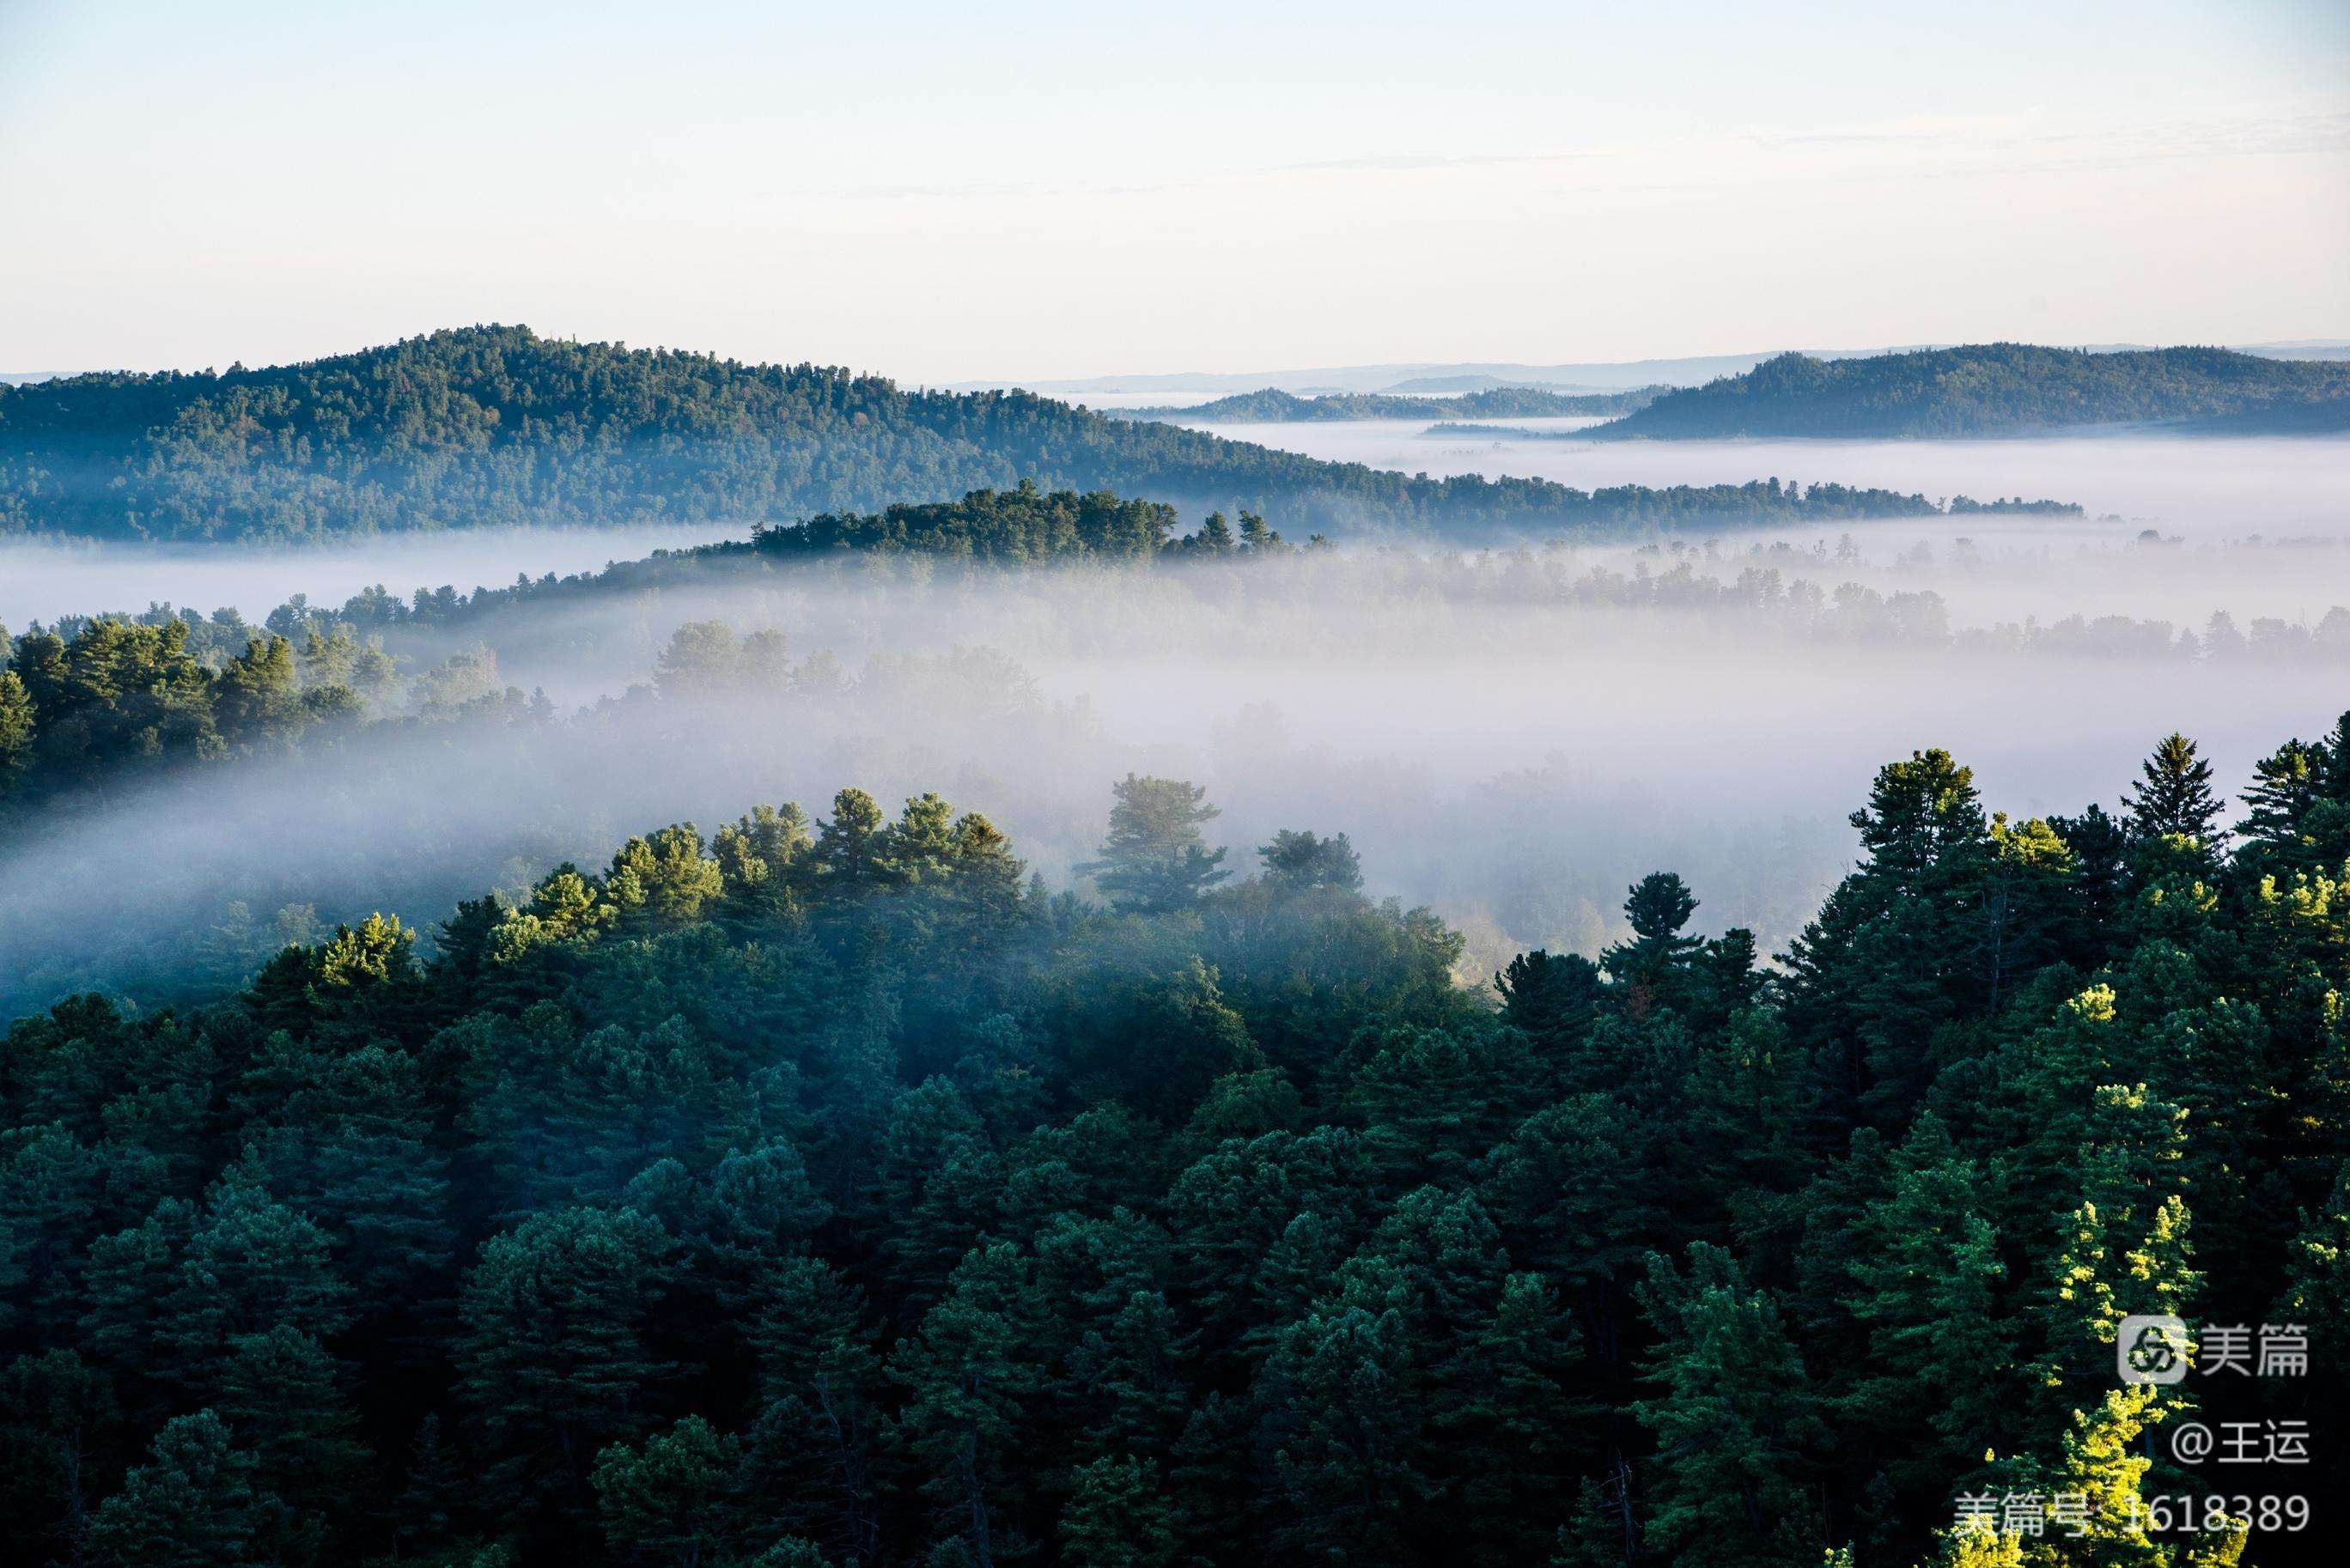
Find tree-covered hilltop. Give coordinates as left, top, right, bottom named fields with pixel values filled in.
left=1585, top=343, right=2350, bottom=439
left=0, top=328, right=2068, bottom=544
left=4, top=719, right=2348, bottom=1568
left=1114, top=385, right=1668, bottom=422
left=745, top=483, right=1287, bottom=561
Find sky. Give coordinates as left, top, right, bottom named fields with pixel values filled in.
left=1, top=0, right=2345, bottom=382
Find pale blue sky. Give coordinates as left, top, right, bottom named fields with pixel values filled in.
left=2, top=0, right=2344, bottom=379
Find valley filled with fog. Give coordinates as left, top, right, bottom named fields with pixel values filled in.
left=1171, top=413, right=2350, bottom=532
left=4, top=430, right=2344, bottom=1012
left=0, top=524, right=737, bottom=633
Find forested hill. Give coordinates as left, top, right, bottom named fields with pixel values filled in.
left=1585, top=343, right=2350, bottom=439
left=1113, top=385, right=1666, bottom=422
left=0, top=327, right=2051, bottom=544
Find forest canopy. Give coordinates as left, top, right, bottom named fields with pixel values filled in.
left=3, top=714, right=2348, bottom=1568
left=1585, top=343, right=2350, bottom=440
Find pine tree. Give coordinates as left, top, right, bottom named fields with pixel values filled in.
left=1681, top=1007, right=1805, bottom=1195
left=1257, top=829, right=1362, bottom=893
left=1342, top=1024, right=1519, bottom=1193
left=0, top=1348, right=119, bottom=1567
left=604, top=824, right=727, bottom=926
left=746, top=1256, right=884, bottom=1563
left=1839, top=1121, right=2013, bottom=1505
left=817, top=788, right=894, bottom=893
left=592, top=1414, right=741, bottom=1568
left=216, top=1327, right=372, bottom=1556
left=2236, top=737, right=2322, bottom=870
left=1059, top=1455, right=1178, bottom=1568
left=2, top=1121, right=111, bottom=1349
left=1187, top=512, right=1237, bottom=554
left=1496, top=949, right=1604, bottom=1064
left=1096, top=958, right=1260, bottom=1121
left=886, top=793, right=963, bottom=884
left=2275, top=1159, right=2350, bottom=1518
left=1972, top=813, right=2074, bottom=1014
left=948, top=811, right=1027, bottom=932
left=214, top=634, right=306, bottom=751
left=1484, top=1093, right=1662, bottom=1349
left=2124, top=732, right=2224, bottom=846
left=1549, top=1473, right=1636, bottom=1568
left=454, top=1206, right=676, bottom=1510
left=715, top=802, right=814, bottom=918
left=1261, top=1259, right=1430, bottom=1565
left=2024, top=1085, right=2201, bottom=1437
left=870, top=1079, right=1001, bottom=1310
left=230, top=1041, right=454, bottom=1315
left=1067, top=1290, right=1190, bottom=1460
left=1632, top=1245, right=1824, bottom=1568
left=1082, top=775, right=1228, bottom=913
left=83, top=1411, right=263, bottom=1568
left=1781, top=749, right=1992, bottom=1128
left=0, top=668, right=34, bottom=788
left=1602, top=872, right=1703, bottom=1013
left=1440, top=1271, right=1596, bottom=1561
left=390, top=1413, right=465, bottom=1559
left=889, top=1241, right=1047, bottom=1568
left=157, top=1176, right=356, bottom=1393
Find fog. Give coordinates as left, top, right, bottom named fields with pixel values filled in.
left=0, top=525, right=745, bottom=632
left=5, top=453, right=2347, bottom=1016
left=1174, top=417, right=2350, bottom=536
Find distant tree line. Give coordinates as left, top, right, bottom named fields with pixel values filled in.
left=1114, top=385, right=1671, bottom=422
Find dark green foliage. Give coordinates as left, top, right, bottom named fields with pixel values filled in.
left=1633, top=1245, right=1824, bottom=1567
left=1257, top=828, right=1363, bottom=893
left=0, top=612, right=393, bottom=807
left=4, top=722, right=2347, bottom=1567
left=82, top=1409, right=265, bottom=1568
left=592, top=1414, right=741, bottom=1568
left=755, top=482, right=1179, bottom=562
left=1601, top=872, right=1704, bottom=1014
left=0, top=671, right=35, bottom=789
left=1058, top=1454, right=1177, bottom=1568
left=2126, top=732, right=2225, bottom=847
left=1781, top=748, right=1993, bottom=1127
left=454, top=1206, right=678, bottom=1514
left=1081, top=774, right=1228, bottom=914
left=1496, top=947, right=1604, bottom=1055
left=1592, top=343, right=2350, bottom=439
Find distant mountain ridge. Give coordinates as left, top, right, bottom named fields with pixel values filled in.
left=1111, top=386, right=1667, bottom=423
left=967, top=349, right=1939, bottom=396
left=1581, top=344, right=2350, bottom=440
left=961, top=340, right=2350, bottom=398
left=0, top=325, right=2054, bottom=544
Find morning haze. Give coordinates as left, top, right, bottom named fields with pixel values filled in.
left=3, top=5, right=2347, bottom=1567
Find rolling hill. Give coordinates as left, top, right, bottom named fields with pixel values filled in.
left=0, top=326, right=2055, bottom=544
left=1583, top=343, right=2350, bottom=440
